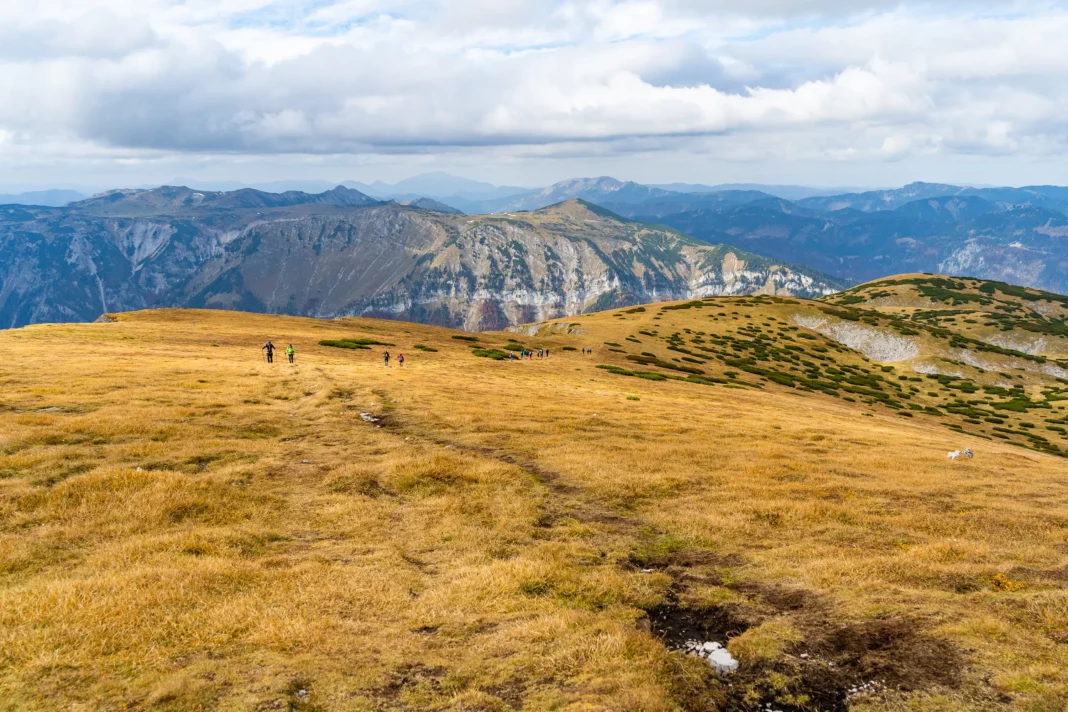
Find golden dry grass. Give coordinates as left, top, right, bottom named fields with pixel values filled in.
left=0, top=305, right=1065, bottom=711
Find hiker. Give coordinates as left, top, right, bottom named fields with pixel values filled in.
left=383, top=351, right=390, bottom=367
left=397, top=353, right=405, bottom=368
left=286, top=344, right=295, bottom=364
left=262, top=340, right=275, bottom=363
left=545, top=349, right=550, bottom=358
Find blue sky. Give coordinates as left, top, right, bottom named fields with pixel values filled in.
left=1, top=0, right=1067, bottom=191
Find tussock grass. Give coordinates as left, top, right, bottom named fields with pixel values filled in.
left=0, top=305, right=1066, bottom=710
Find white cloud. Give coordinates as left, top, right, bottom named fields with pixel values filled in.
left=0, top=0, right=1066, bottom=188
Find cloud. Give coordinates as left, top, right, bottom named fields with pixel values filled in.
left=0, top=0, right=1067, bottom=187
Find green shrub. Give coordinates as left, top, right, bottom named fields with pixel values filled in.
left=471, top=348, right=510, bottom=360
left=319, top=337, right=395, bottom=350
left=320, top=340, right=370, bottom=350
left=414, top=344, right=438, bottom=352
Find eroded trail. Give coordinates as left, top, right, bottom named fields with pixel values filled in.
left=305, top=370, right=975, bottom=712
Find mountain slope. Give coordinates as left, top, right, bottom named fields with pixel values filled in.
left=2, top=293, right=1066, bottom=710
left=635, top=195, right=1068, bottom=294
left=0, top=189, right=86, bottom=207
left=799, top=181, right=1068, bottom=214
left=0, top=192, right=841, bottom=330
left=396, top=197, right=464, bottom=213
left=460, top=177, right=676, bottom=213
left=71, top=185, right=380, bottom=216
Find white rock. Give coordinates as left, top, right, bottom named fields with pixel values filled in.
left=792, top=314, right=919, bottom=362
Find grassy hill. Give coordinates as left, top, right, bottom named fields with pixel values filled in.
left=1, top=278, right=1066, bottom=710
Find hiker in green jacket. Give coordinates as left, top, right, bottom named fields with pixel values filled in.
left=286, top=344, right=295, bottom=364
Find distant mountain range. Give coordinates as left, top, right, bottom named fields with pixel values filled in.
left=588, top=182, right=1068, bottom=295
left=6, top=175, right=1068, bottom=312
left=0, top=189, right=86, bottom=207
left=0, top=185, right=840, bottom=329
left=647, top=183, right=863, bottom=200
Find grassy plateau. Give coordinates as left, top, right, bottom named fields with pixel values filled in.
left=0, top=275, right=1066, bottom=711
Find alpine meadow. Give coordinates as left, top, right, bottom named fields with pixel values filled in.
left=2, top=275, right=1067, bottom=710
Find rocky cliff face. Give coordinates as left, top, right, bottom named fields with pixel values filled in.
left=0, top=190, right=841, bottom=330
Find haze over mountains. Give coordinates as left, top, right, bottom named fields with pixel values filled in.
left=4, top=173, right=1068, bottom=329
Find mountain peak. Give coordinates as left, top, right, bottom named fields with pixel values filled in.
left=532, top=197, right=627, bottom=220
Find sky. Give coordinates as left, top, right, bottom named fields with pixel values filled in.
left=2, top=0, right=1068, bottom=192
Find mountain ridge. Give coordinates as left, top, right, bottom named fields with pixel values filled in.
left=0, top=191, right=841, bottom=330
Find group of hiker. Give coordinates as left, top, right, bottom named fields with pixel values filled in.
left=512, top=348, right=550, bottom=360
left=261, top=340, right=296, bottom=364
left=261, top=339, right=591, bottom=365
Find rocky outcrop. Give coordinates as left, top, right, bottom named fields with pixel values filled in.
left=0, top=190, right=842, bottom=330
left=792, top=313, right=920, bottom=362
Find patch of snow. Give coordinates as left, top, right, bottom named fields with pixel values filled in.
left=682, top=640, right=739, bottom=675
left=792, top=314, right=919, bottom=362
